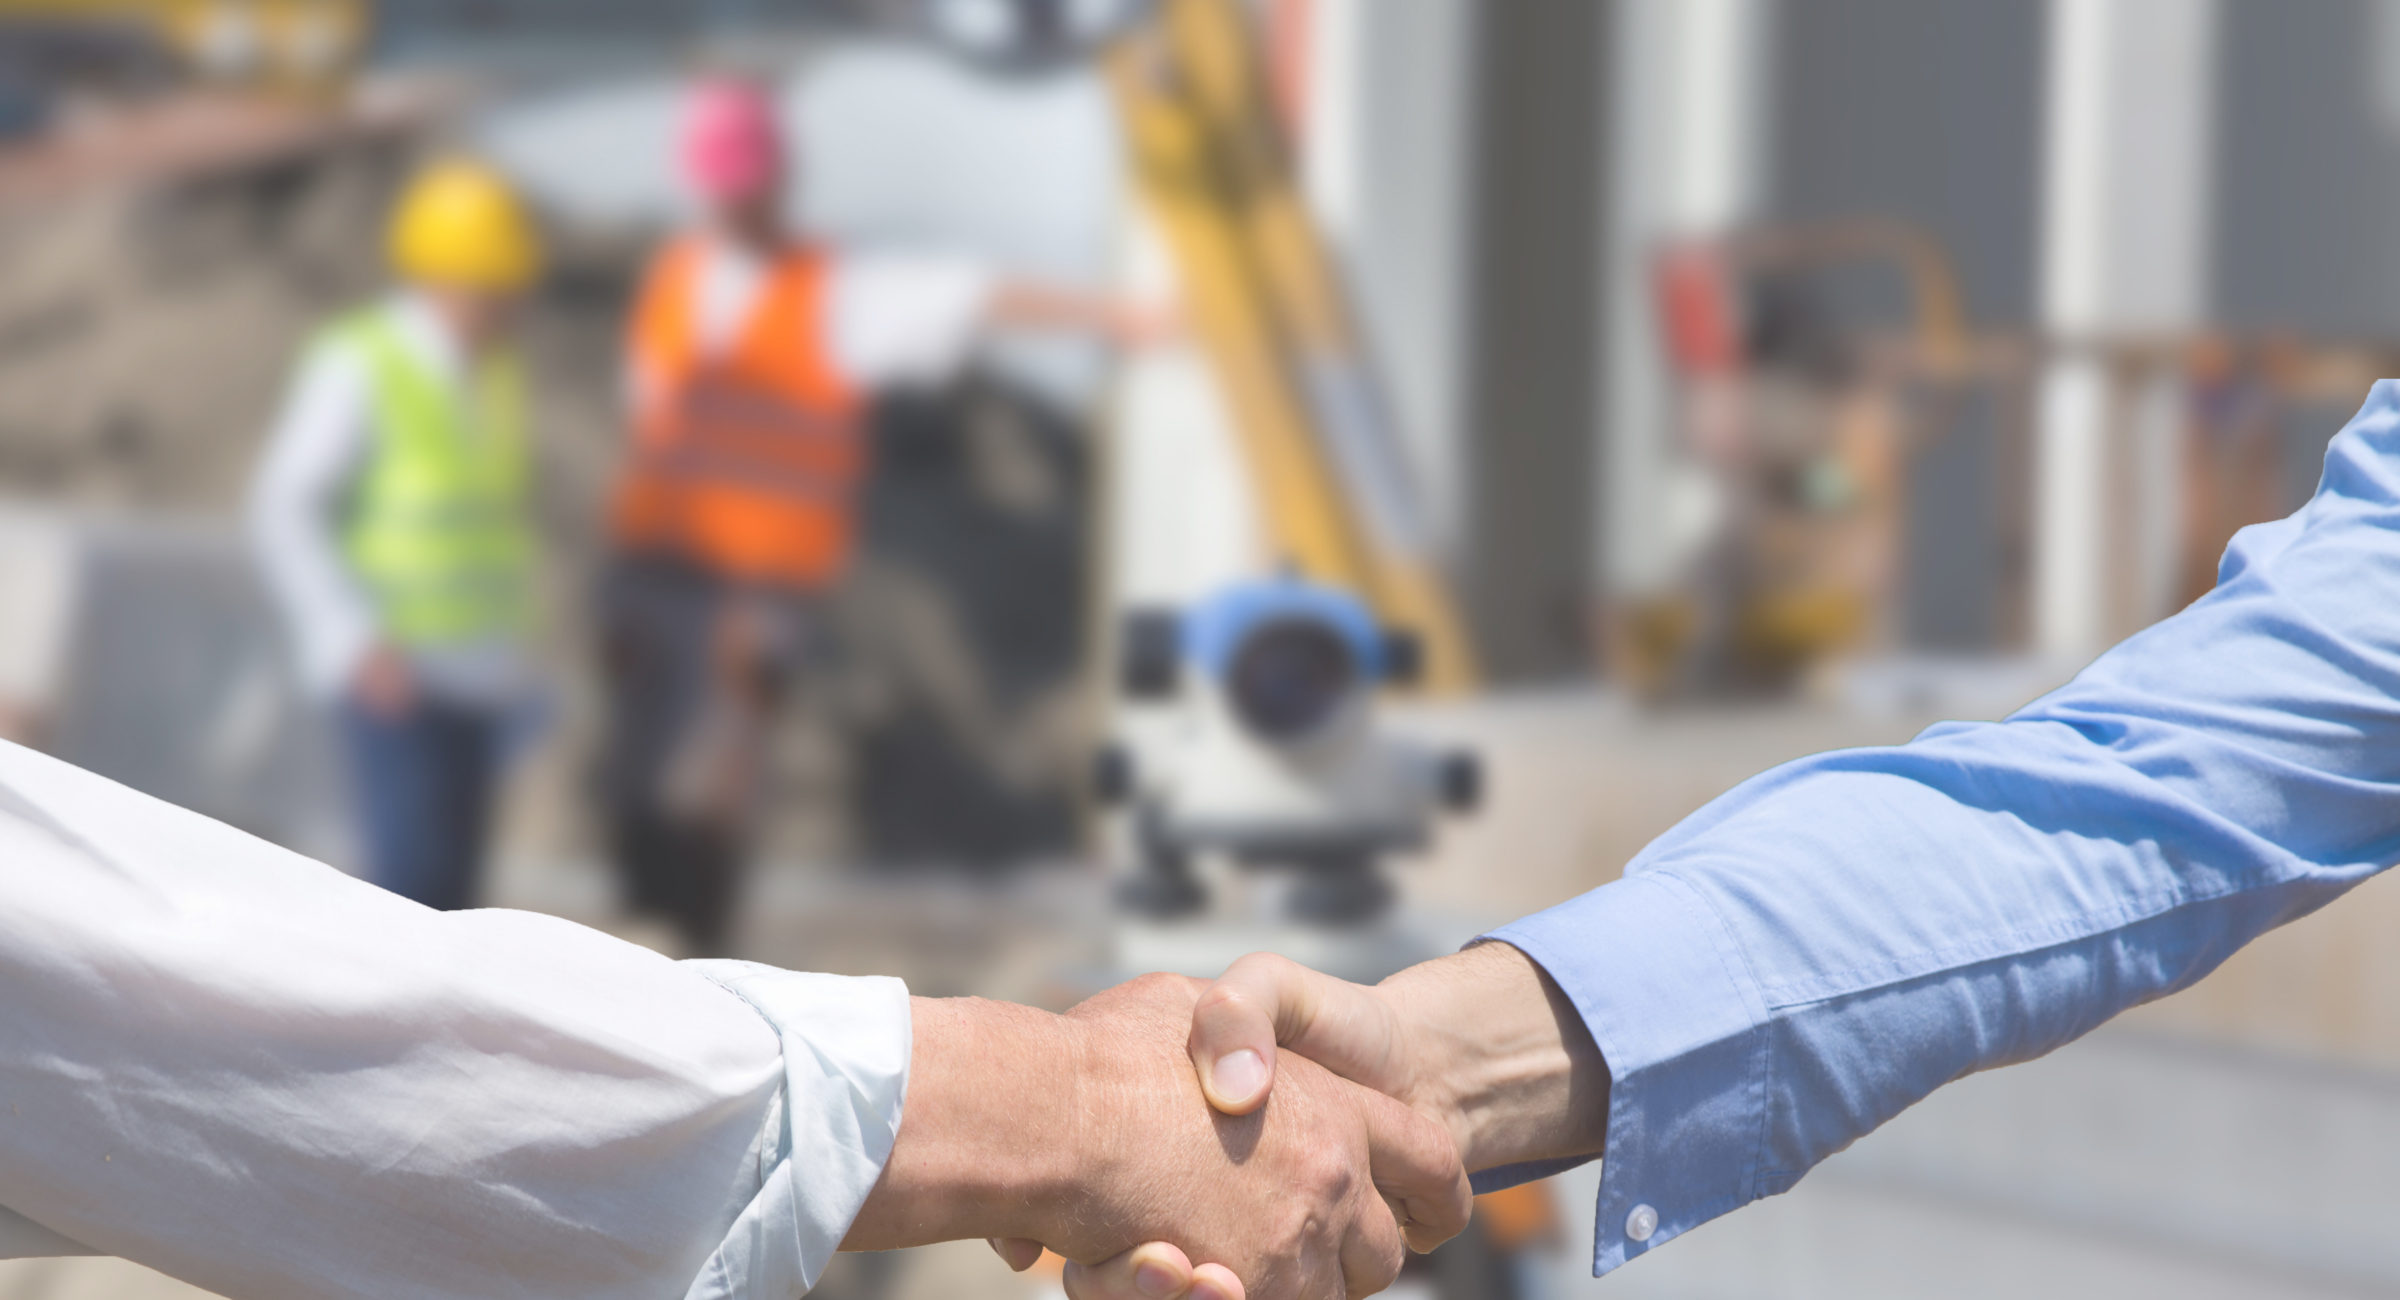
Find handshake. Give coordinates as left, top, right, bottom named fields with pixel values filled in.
left=840, top=942, right=1611, bottom=1300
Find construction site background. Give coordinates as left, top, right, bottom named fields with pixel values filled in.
left=1, top=3, right=2399, bottom=1299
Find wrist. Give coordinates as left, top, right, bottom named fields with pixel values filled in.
left=1055, top=1012, right=1138, bottom=1244
left=1381, top=943, right=1610, bottom=1173
left=842, top=997, right=1082, bottom=1250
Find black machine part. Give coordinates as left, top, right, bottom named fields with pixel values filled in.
left=1117, top=804, right=1209, bottom=919
left=1121, top=606, right=1181, bottom=699
left=1225, top=616, right=1358, bottom=741
left=1381, top=626, right=1424, bottom=687
left=1089, top=743, right=1136, bottom=805
left=1287, top=863, right=1397, bottom=926
left=1441, top=750, right=1483, bottom=813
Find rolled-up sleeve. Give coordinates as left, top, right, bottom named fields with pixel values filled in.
left=680, top=962, right=909, bottom=1300
left=0, top=738, right=908, bottom=1299
left=1488, top=380, right=2400, bottom=1276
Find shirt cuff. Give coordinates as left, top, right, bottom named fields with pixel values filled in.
left=680, top=962, right=911, bottom=1299
left=1483, top=870, right=1772, bottom=1277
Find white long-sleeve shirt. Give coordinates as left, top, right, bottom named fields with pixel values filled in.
left=0, top=738, right=910, bottom=1299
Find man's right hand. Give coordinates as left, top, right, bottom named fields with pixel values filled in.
left=1185, top=945, right=1612, bottom=1182
left=351, top=644, right=417, bottom=720
left=1054, top=975, right=1472, bottom=1293
left=1024, top=948, right=1610, bottom=1300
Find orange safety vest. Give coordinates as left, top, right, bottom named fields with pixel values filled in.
left=610, top=237, right=864, bottom=589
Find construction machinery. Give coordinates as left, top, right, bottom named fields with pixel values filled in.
left=1100, top=0, right=1477, bottom=693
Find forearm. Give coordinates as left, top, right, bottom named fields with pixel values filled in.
left=843, top=997, right=1084, bottom=1251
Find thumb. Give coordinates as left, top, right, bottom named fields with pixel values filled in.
left=1188, top=953, right=1399, bottom=1114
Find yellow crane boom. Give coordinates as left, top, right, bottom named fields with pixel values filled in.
left=1108, top=0, right=1478, bottom=692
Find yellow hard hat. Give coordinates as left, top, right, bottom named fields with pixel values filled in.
left=386, top=158, right=541, bottom=292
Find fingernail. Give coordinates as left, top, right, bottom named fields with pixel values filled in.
left=1135, top=1260, right=1181, bottom=1298
left=1213, top=1049, right=1267, bottom=1103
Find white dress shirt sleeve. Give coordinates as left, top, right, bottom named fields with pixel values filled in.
left=246, top=334, right=383, bottom=698
left=0, top=739, right=910, bottom=1299
left=823, top=253, right=997, bottom=390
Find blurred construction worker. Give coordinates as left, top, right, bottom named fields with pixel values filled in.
left=600, top=77, right=1161, bottom=955
left=250, top=158, right=544, bottom=912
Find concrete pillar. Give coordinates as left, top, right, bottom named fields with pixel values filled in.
left=1454, top=0, right=1608, bottom=678
left=1296, top=0, right=1478, bottom=558
left=1597, top=0, right=1771, bottom=598
left=2034, top=0, right=2219, bottom=655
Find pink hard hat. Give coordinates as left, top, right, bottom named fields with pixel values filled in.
left=679, top=78, right=785, bottom=203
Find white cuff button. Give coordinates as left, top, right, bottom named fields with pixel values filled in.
left=1626, top=1203, right=1659, bottom=1243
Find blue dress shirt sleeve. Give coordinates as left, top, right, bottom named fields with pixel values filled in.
left=1486, top=380, right=2400, bottom=1276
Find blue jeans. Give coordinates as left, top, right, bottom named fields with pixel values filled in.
left=340, top=697, right=503, bottom=911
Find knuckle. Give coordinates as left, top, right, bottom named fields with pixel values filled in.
left=1246, top=950, right=1301, bottom=979
left=1315, top=1144, right=1359, bottom=1195
left=1194, top=980, right=1255, bottom=1020
left=1225, top=951, right=1300, bottom=997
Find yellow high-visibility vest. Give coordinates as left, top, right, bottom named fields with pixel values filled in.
left=333, top=305, right=534, bottom=647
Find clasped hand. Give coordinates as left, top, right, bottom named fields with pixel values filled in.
left=845, top=972, right=1472, bottom=1300
left=959, top=944, right=1605, bottom=1300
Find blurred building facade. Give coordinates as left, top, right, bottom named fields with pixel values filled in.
left=1301, top=0, right=2400, bottom=688
left=1286, top=14, right=2400, bottom=1288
